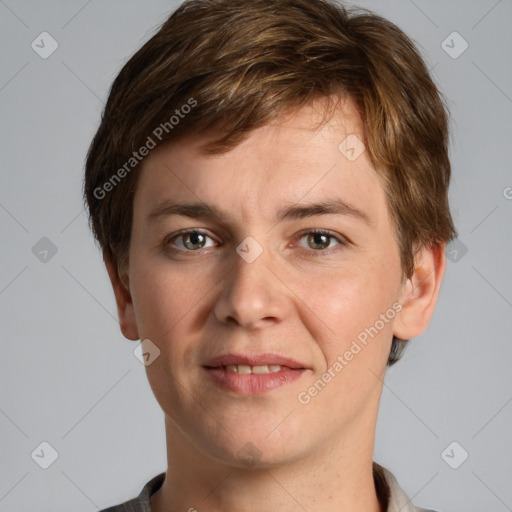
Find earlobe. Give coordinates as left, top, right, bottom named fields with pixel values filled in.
left=104, top=254, right=140, bottom=341
left=393, top=243, right=446, bottom=341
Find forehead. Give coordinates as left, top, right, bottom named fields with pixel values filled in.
left=134, top=98, right=389, bottom=229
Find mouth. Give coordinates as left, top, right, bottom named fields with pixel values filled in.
left=207, top=364, right=290, bottom=374
left=202, top=353, right=307, bottom=394
left=204, top=352, right=305, bottom=370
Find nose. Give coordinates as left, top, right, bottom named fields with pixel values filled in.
left=213, top=241, right=291, bottom=331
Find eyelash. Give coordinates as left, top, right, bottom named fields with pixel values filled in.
left=164, top=228, right=348, bottom=256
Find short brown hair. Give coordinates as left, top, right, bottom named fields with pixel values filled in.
left=84, top=0, right=457, bottom=365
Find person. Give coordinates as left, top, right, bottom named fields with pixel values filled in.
left=84, top=0, right=456, bottom=510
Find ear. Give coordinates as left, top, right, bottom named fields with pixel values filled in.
left=393, top=243, right=446, bottom=340
left=104, top=254, right=139, bottom=341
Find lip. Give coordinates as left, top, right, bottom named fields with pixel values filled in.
left=203, top=367, right=306, bottom=394
left=203, top=352, right=305, bottom=369
left=203, top=352, right=307, bottom=394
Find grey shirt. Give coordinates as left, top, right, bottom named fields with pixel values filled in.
left=99, top=462, right=438, bottom=512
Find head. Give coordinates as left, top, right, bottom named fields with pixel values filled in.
left=84, top=0, right=456, bottom=466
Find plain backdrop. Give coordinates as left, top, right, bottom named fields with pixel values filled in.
left=1, top=1, right=511, bottom=511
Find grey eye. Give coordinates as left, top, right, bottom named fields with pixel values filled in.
left=172, top=231, right=215, bottom=251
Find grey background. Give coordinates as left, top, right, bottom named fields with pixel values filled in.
left=1, top=0, right=511, bottom=511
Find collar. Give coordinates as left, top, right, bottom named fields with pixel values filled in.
left=116, top=463, right=430, bottom=512
left=374, top=462, right=436, bottom=512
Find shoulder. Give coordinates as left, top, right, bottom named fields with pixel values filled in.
left=373, top=462, right=441, bottom=512
left=98, top=472, right=166, bottom=512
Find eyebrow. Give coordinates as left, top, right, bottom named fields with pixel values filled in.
left=147, top=198, right=372, bottom=226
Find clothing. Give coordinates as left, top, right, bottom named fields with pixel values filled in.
left=99, top=462, right=439, bottom=512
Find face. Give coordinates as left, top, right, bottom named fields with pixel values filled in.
left=112, top=98, right=441, bottom=468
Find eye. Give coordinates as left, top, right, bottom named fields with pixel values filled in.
left=166, top=229, right=216, bottom=251
left=164, top=228, right=347, bottom=255
left=296, top=229, right=346, bottom=252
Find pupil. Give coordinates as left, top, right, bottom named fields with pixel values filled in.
left=187, top=232, right=204, bottom=249
left=311, top=233, right=328, bottom=249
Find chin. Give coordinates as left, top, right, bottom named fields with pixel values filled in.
left=199, top=421, right=306, bottom=468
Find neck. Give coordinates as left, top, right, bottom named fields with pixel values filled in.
left=151, top=416, right=383, bottom=512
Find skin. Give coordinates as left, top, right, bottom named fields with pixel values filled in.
left=106, top=97, right=446, bottom=512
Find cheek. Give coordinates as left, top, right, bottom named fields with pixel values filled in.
left=292, top=261, right=398, bottom=363
left=130, top=261, right=200, bottom=341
